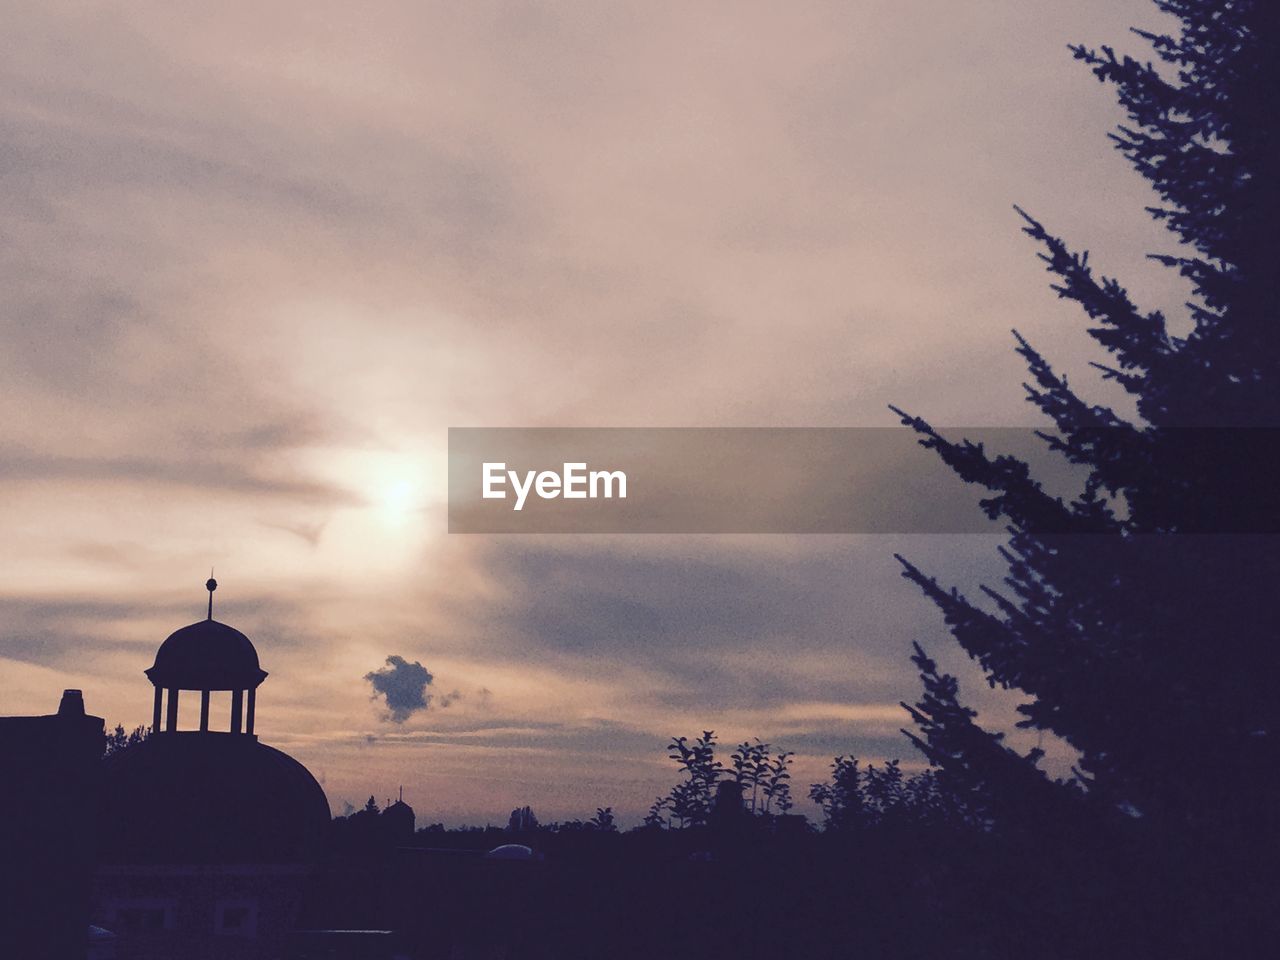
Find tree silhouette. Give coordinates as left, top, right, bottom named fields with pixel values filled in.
left=809, top=756, right=862, bottom=831
left=102, top=722, right=150, bottom=757
left=506, top=805, right=539, bottom=833
left=809, top=756, right=967, bottom=830
left=893, top=2, right=1280, bottom=834
left=659, top=734, right=801, bottom=826
left=729, top=738, right=769, bottom=813
left=642, top=795, right=668, bottom=829
left=760, top=750, right=794, bottom=815
left=664, top=731, right=722, bottom=827
left=586, top=807, right=617, bottom=832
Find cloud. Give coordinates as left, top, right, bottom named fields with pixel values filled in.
left=364, top=655, right=435, bottom=723
left=437, top=689, right=463, bottom=708
left=0, top=0, right=1163, bottom=822
left=0, top=448, right=361, bottom=504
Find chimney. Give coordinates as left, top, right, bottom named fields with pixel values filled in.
left=58, top=689, right=86, bottom=718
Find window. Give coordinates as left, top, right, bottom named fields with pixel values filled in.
left=113, top=902, right=172, bottom=934
left=215, top=900, right=258, bottom=938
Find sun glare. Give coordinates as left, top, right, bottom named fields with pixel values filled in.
left=284, top=444, right=446, bottom=577
left=378, top=476, right=420, bottom=521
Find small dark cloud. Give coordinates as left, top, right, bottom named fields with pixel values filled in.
left=438, top=689, right=463, bottom=708
left=258, top=517, right=328, bottom=547
left=364, top=655, right=434, bottom=723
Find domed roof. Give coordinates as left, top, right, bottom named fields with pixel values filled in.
left=99, top=733, right=330, bottom=864
left=146, top=619, right=267, bottom=691
left=484, top=844, right=538, bottom=861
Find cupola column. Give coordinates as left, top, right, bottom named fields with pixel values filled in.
left=199, top=690, right=210, bottom=732
left=246, top=687, right=256, bottom=736
left=165, top=688, right=179, bottom=732
left=152, top=687, right=163, bottom=735
left=231, top=689, right=244, bottom=734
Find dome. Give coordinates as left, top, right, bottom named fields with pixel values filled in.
left=146, top=619, right=268, bottom=691
left=98, top=733, right=330, bottom=864
left=484, top=844, right=538, bottom=861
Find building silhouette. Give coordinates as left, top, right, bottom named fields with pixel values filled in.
left=93, top=579, right=330, bottom=958
left=0, top=690, right=104, bottom=960
left=382, top=789, right=416, bottom=844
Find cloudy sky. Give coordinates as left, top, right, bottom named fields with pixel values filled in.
left=1, top=0, right=1186, bottom=823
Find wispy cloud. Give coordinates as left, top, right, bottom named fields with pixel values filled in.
left=0, top=0, right=1166, bottom=821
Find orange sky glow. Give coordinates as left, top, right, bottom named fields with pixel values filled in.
left=1, top=0, right=1186, bottom=824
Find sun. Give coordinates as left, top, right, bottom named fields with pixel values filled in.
left=378, top=477, right=420, bottom=520
left=286, top=445, right=444, bottom=577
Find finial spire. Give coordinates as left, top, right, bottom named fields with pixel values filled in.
left=206, top=569, right=217, bottom=621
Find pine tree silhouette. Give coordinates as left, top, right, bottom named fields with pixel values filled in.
left=894, top=2, right=1280, bottom=835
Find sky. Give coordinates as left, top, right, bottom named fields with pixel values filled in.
left=0, top=0, right=1188, bottom=824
